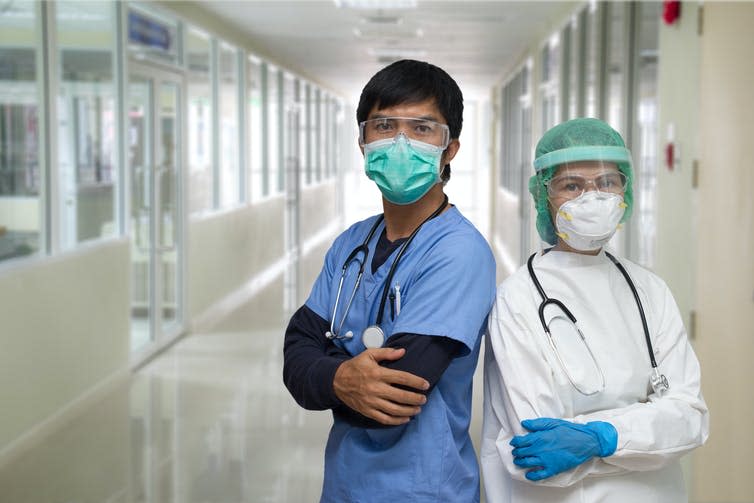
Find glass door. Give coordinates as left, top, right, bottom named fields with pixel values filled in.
left=283, top=89, right=300, bottom=312
left=128, top=63, right=184, bottom=360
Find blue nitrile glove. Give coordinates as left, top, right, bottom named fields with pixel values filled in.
left=510, top=417, right=618, bottom=481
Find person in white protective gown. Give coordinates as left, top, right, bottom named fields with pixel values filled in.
left=481, top=118, right=709, bottom=503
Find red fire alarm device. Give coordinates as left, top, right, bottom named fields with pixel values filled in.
left=663, top=1, right=681, bottom=25
left=666, top=142, right=675, bottom=171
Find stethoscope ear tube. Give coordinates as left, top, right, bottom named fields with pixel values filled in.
left=327, top=196, right=448, bottom=346
left=604, top=252, right=659, bottom=370
left=374, top=195, right=448, bottom=327
left=343, top=244, right=368, bottom=271
left=327, top=216, right=385, bottom=341
left=605, top=252, right=669, bottom=393
left=538, top=298, right=577, bottom=330
left=529, top=253, right=578, bottom=332
left=527, top=253, right=547, bottom=301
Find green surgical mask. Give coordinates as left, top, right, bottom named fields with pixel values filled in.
left=364, top=133, right=443, bottom=205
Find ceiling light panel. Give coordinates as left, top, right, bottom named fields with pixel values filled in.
left=354, top=26, right=422, bottom=39
left=361, top=14, right=403, bottom=24
left=334, top=0, right=417, bottom=10
left=368, top=47, right=426, bottom=59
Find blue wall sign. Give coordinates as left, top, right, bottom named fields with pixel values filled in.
left=128, top=11, right=171, bottom=51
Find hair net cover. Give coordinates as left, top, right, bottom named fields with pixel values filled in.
left=530, top=118, right=634, bottom=245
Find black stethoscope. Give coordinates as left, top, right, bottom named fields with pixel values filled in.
left=527, top=250, right=669, bottom=396
left=326, top=196, right=448, bottom=348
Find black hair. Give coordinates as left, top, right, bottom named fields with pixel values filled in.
left=356, top=60, right=463, bottom=182
left=356, top=59, right=463, bottom=138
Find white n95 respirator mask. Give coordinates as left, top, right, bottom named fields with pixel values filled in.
left=555, top=191, right=627, bottom=251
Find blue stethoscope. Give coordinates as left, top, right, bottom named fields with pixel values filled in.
left=527, top=250, right=669, bottom=396
left=325, top=196, right=448, bottom=348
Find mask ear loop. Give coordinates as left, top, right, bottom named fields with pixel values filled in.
left=438, top=131, right=454, bottom=183
left=440, top=163, right=450, bottom=184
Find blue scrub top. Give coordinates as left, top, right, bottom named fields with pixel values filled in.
left=306, top=206, right=496, bottom=503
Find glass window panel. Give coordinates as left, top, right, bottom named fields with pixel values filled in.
left=265, top=64, right=279, bottom=195
left=299, top=82, right=310, bottom=187
left=499, top=64, right=533, bottom=259
left=316, top=89, right=324, bottom=182
left=328, top=95, right=335, bottom=179
left=186, top=26, right=213, bottom=214
left=634, top=1, right=661, bottom=267
left=157, top=81, right=180, bottom=326
left=501, top=72, right=524, bottom=193
left=57, top=0, right=117, bottom=250
left=584, top=2, right=601, bottom=118
left=520, top=101, right=532, bottom=259
left=330, top=97, right=339, bottom=180
left=293, top=78, right=302, bottom=192
left=127, top=74, right=151, bottom=352
left=499, top=83, right=509, bottom=188
left=127, top=5, right=179, bottom=65
left=568, top=15, right=581, bottom=119
left=504, top=78, right=513, bottom=190
left=540, top=36, right=560, bottom=131
left=506, top=83, right=514, bottom=190
left=0, top=0, right=41, bottom=262
left=312, top=87, right=321, bottom=184
left=218, top=42, right=239, bottom=207
left=517, top=67, right=530, bottom=196
left=248, top=56, right=263, bottom=201
left=559, top=23, right=571, bottom=122
left=322, top=93, right=330, bottom=180
left=281, top=72, right=295, bottom=193
left=606, top=2, right=627, bottom=132
left=512, top=72, right=523, bottom=194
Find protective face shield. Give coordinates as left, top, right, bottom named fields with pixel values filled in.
left=361, top=117, right=450, bottom=205
left=529, top=118, right=634, bottom=245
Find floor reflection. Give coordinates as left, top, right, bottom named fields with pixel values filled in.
left=0, top=276, right=331, bottom=502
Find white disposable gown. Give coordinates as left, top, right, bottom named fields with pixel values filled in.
left=481, top=249, right=709, bottom=503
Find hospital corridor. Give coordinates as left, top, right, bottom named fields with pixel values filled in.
left=0, top=1, right=752, bottom=502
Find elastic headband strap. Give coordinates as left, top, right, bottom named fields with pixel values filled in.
left=533, top=145, right=632, bottom=172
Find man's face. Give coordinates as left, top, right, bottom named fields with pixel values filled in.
left=359, top=98, right=460, bottom=166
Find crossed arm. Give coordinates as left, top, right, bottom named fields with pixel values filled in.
left=485, top=283, right=709, bottom=486
left=283, top=305, right=462, bottom=426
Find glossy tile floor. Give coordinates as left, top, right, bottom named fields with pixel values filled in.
left=0, top=271, right=486, bottom=503
left=0, top=278, right=326, bottom=502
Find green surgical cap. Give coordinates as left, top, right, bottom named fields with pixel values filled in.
left=530, top=117, right=634, bottom=245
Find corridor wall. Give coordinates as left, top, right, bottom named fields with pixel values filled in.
left=0, top=241, right=130, bottom=458
left=694, top=3, right=754, bottom=500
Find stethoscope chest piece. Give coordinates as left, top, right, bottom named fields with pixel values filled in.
left=362, top=325, right=385, bottom=349
left=650, top=368, right=670, bottom=395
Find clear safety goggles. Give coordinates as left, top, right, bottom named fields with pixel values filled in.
left=545, top=167, right=627, bottom=200
left=359, top=116, right=450, bottom=149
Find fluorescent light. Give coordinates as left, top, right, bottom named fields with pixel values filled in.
left=354, top=26, right=422, bottom=39
left=335, top=0, right=417, bottom=10
left=368, top=47, right=426, bottom=59
left=361, top=14, right=403, bottom=24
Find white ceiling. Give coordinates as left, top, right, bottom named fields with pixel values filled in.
left=197, top=0, right=578, bottom=103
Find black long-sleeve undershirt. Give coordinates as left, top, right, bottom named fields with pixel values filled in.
left=282, top=304, right=463, bottom=428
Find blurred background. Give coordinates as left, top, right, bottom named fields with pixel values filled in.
left=0, top=1, right=751, bottom=501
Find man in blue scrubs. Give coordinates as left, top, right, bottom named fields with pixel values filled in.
left=283, top=59, right=496, bottom=502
